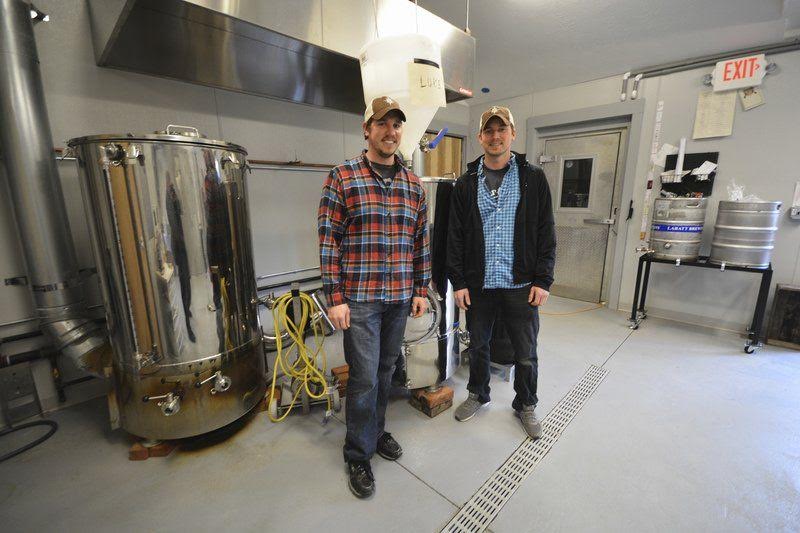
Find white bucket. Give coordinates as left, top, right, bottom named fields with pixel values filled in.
left=360, top=33, right=445, bottom=161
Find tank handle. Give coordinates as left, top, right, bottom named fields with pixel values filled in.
left=165, top=125, right=200, bottom=137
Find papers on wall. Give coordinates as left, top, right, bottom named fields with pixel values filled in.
left=692, top=90, right=736, bottom=139
left=739, top=87, right=765, bottom=111
left=691, top=161, right=718, bottom=176
left=659, top=169, right=690, bottom=183
left=652, top=143, right=678, bottom=167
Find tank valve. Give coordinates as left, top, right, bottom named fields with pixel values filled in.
left=195, top=370, right=231, bottom=394
left=213, top=372, right=232, bottom=394
left=159, top=393, right=180, bottom=416
left=102, top=143, right=125, bottom=165
left=142, top=390, right=183, bottom=416
left=457, top=328, right=471, bottom=345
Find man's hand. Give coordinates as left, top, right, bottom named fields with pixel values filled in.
left=327, top=303, right=350, bottom=330
left=410, top=296, right=428, bottom=318
left=454, top=288, right=471, bottom=310
left=529, top=286, right=549, bottom=307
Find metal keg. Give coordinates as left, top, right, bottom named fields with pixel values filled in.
left=710, top=201, right=781, bottom=268
left=650, top=197, right=708, bottom=261
left=68, top=127, right=266, bottom=439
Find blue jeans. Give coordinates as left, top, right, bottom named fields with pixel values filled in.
left=342, top=299, right=410, bottom=462
left=466, top=286, right=539, bottom=410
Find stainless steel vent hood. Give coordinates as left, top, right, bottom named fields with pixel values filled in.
left=88, top=0, right=475, bottom=114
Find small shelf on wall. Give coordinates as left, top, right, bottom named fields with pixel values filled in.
left=662, top=152, right=719, bottom=197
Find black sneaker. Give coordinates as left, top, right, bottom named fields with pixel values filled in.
left=347, top=461, right=375, bottom=499
left=376, top=432, right=403, bottom=461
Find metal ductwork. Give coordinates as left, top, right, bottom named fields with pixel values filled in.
left=87, top=0, right=475, bottom=113
left=0, top=0, right=109, bottom=374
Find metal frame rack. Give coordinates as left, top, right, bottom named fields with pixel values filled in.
left=629, top=253, right=773, bottom=354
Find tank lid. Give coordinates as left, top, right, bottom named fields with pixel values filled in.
left=67, top=131, right=246, bottom=153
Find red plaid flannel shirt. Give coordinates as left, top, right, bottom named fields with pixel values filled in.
left=318, top=153, right=431, bottom=306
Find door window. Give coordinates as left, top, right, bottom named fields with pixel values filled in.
left=560, top=157, right=593, bottom=208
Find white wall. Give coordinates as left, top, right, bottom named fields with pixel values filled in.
left=0, top=0, right=469, bottom=416
left=468, top=52, right=800, bottom=333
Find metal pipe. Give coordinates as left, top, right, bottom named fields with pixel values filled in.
left=633, top=38, right=800, bottom=79
left=421, top=176, right=457, bottom=183
left=248, top=164, right=329, bottom=173
left=256, top=266, right=321, bottom=281
left=412, top=147, right=425, bottom=178
left=0, top=0, right=108, bottom=374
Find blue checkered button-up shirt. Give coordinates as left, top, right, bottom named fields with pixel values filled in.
left=478, top=157, right=527, bottom=289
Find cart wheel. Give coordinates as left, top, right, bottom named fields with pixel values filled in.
left=268, top=398, right=279, bottom=420
left=331, top=387, right=342, bottom=412
left=744, top=345, right=756, bottom=354
left=629, top=323, right=639, bottom=330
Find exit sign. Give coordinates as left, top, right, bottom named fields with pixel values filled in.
left=712, top=54, right=768, bottom=92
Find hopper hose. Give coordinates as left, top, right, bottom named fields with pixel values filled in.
left=267, top=291, right=329, bottom=422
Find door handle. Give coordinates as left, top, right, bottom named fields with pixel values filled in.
left=584, top=218, right=615, bottom=225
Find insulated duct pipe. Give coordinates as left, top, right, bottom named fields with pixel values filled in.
left=0, top=0, right=108, bottom=373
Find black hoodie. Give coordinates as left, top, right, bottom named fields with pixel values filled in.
left=446, top=152, right=556, bottom=291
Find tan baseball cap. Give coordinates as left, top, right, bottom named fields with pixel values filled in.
left=364, top=96, right=407, bottom=123
left=479, top=105, right=515, bottom=131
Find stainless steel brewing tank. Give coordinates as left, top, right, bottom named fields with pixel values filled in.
left=402, top=285, right=458, bottom=389
left=401, top=177, right=459, bottom=389
left=68, top=130, right=266, bottom=440
left=650, top=197, right=708, bottom=261
left=710, top=200, right=781, bottom=268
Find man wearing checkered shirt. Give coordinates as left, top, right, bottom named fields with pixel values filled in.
left=447, top=106, right=556, bottom=439
left=318, top=96, right=431, bottom=499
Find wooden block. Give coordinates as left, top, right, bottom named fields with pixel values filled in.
left=409, top=386, right=454, bottom=418
left=129, top=440, right=179, bottom=460
left=331, top=364, right=349, bottom=397
left=336, top=374, right=348, bottom=397
left=331, top=364, right=349, bottom=378
left=259, top=387, right=282, bottom=412
left=147, top=441, right=178, bottom=458
left=128, top=442, right=149, bottom=461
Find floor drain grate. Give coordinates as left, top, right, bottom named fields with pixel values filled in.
left=441, top=364, right=608, bottom=533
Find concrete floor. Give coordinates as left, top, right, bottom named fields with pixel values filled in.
left=1, top=296, right=799, bottom=532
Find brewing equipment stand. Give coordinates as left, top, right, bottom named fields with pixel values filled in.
left=629, top=252, right=773, bottom=354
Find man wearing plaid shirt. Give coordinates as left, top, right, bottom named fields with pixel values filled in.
left=318, top=96, right=431, bottom=499
left=447, top=106, right=556, bottom=439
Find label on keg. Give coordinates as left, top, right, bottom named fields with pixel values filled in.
left=651, top=224, right=703, bottom=233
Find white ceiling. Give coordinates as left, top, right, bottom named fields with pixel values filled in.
left=420, top=0, right=799, bottom=103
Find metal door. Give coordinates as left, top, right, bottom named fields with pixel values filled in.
left=539, top=131, right=625, bottom=302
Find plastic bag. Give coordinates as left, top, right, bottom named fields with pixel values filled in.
left=727, top=180, right=762, bottom=202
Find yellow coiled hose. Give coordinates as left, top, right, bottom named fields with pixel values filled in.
left=267, top=291, right=329, bottom=422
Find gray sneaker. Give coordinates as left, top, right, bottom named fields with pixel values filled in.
left=454, top=393, right=488, bottom=421
left=516, top=405, right=542, bottom=439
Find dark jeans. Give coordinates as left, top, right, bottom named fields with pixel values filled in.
left=342, top=299, right=410, bottom=463
left=466, top=286, right=539, bottom=410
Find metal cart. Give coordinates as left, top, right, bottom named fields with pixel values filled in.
left=629, top=252, right=773, bottom=354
